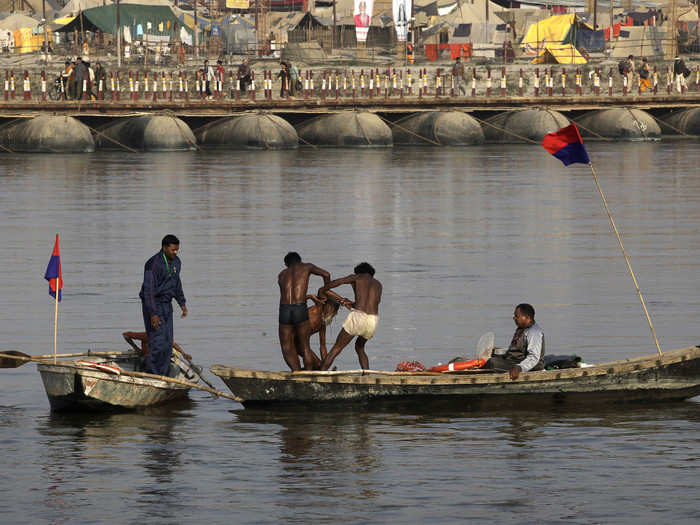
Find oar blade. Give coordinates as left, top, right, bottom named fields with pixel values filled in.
left=0, top=351, right=32, bottom=368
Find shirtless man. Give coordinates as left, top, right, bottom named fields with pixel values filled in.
left=319, top=262, right=382, bottom=371
left=278, top=252, right=330, bottom=371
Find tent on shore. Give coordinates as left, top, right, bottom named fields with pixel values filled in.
left=54, top=4, right=190, bottom=43
left=521, top=13, right=590, bottom=64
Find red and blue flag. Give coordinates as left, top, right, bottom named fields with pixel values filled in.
left=44, top=234, right=63, bottom=302
left=541, top=123, right=590, bottom=166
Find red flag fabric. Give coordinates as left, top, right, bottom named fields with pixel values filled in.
left=44, top=234, right=63, bottom=301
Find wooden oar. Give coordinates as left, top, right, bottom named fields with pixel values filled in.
left=173, top=348, right=218, bottom=391
left=0, top=350, right=137, bottom=368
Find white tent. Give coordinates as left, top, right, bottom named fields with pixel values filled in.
left=0, top=13, right=40, bottom=30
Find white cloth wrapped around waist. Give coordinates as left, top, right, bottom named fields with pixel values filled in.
left=342, top=309, right=379, bottom=340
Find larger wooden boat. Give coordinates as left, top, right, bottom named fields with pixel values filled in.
left=211, top=346, right=700, bottom=409
left=38, top=351, right=201, bottom=411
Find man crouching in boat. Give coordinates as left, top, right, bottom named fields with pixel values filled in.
left=122, top=331, right=192, bottom=361
left=318, top=262, right=383, bottom=371
left=278, top=252, right=331, bottom=371
left=485, top=303, right=544, bottom=380
left=297, top=290, right=346, bottom=367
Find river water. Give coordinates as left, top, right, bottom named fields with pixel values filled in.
left=1, top=142, right=699, bottom=523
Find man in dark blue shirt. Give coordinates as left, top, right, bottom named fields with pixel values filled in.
left=139, top=234, right=188, bottom=376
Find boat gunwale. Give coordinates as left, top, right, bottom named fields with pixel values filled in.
left=37, top=361, right=190, bottom=391
left=210, top=345, right=700, bottom=386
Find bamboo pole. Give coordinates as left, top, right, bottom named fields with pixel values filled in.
left=588, top=163, right=663, bottom=356
left=53, top=278, right=58, bottom=364
left=0, top=351, right=136, bottom=362
left=111, top=368, right=242, bottom=402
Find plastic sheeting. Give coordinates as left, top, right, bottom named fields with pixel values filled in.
left=522, top=14, right=577, bottom=55
left=531, top=43, right=586, bottom=64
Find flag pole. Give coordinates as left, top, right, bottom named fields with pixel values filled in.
left=53, top=284, right=58, bottom=364
left=588, top=162, right=663, bottom=356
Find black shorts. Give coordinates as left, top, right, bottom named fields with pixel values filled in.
left=279, top=303, right=309, bottom=326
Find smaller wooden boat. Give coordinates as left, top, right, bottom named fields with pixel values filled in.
left=38, top=350, right=201, bottom=412
left=210, top=346, right=700, bottom=409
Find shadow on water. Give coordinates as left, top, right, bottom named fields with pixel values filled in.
left=231, top=398, right=700, bottom=447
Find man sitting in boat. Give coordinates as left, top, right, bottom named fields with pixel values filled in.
left=485, top=303, right=545, bottom=380
left=122, top=331, right=191, bottom=361
left=278, top=251, right=331, bottom=371
left=318, top=262, right=383, bottom=371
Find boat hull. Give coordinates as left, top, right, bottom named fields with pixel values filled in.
left=38, top=362, right=190, bottom=412
left=211, top=346, right=700, bottom=409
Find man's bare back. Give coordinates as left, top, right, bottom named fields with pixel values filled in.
left=279, top=262, right=327, bottom=304
left=319, top=262, right=382, bottom=370
left=277, top=252, right=330, bottom=371
left=347, top=274, right=382, bottom=315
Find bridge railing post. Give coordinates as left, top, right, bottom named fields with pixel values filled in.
left=576, top=68, right=582, bottom=96
left=561, top=68, right=566, bottom=97
left=534, top=68, right=539, bottom=97
left=250, top=71, right=255, bottom=101
left=608, top=68, right=613, bottom=97
left=652, top=67, right=658, bottom=95
left=41, top=70, right=46, bottom=101
left=23, top=70, right=30, bottom=100
left=622, top=70, right=628, bottom=96
left=500, top=67, right=506, bottom=97
left=115, top=72, right=121, bottom=101
left=518, top=68, right=523, bottom=97
left=486, top=68, right=492, bottom=97
left=594, top=68, right=600, bottom=96
left=10, top=70, right=15, bottom=99
left=4, top=71, right=8, bottom=101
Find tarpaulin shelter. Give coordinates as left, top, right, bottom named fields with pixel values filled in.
left=531, top=43, right=586, bottom=64
left=522, top=14, right=583, bottom=53
left=220, top=15, right=256, bottom=53
left=522, top=13, right=590, bottom=63
left=610, top=25, right=666, bottom=58
left=55, top=4, right=189, bottom=42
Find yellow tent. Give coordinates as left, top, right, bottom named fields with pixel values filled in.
left=531, top=43, right=587, bottom=65
left=522, top=14, right=576, bottom=55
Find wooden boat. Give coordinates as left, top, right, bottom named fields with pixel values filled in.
left=38, top=351, right=201, bottom=411
left=210, top=346, right=700, bottom=409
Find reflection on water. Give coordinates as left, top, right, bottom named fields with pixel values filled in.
left=2, top=142, right=700, bottom=522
